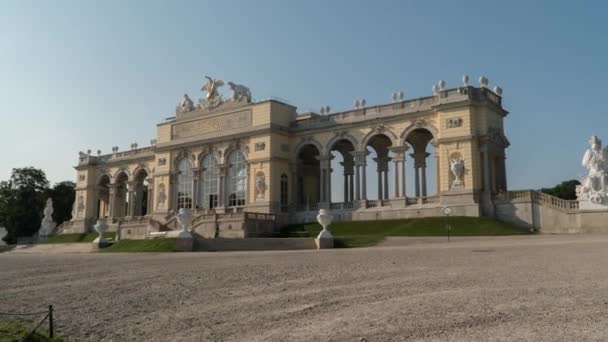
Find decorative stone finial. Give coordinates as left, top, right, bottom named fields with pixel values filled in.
left=438, top=80, right=446, bottom=91
left=493, top=86, right=503, bottom=96
left=320, top=105, right=330, bottom=115
left=462, top=75, right=470, bottom=86
left=479, top=76, right=489, bottom=88
left=432, top=84, right=440, bottom=95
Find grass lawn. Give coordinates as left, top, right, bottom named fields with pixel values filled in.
left=41, top=232, right=116, bottom=244
left=280, top=216, right=530, bottom=248
left=0, top=321, right=62, bottom=342
left=99, top=238, right=178, bottom=253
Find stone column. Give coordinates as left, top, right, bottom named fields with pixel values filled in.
left=108, top=184, right=117, bottom=219
left=355, top=165, right=360, bottom=201
left=414, top=166, right=420, bottom=198
left=377, top=169, right=383, bottom=200
left=421, top=165, right=427, bottom=197
left=393, top=161, right=400, bottom=198
left=383, top=171, right=389, bottom=200
left=482, top=148, right=492, bottom=193
left=126, top=181, right=137, bottom=217
left=191, top=167, right=200, bottom=209
left=145, top=178, right=154, bottom=216
left=362, top=165, right=367, bottom=200
left=349, top=174, right=354, bottom=202
left=217, top=164, right=227, bottom=209
left=343, top=173, right=349, bottom=203
left=401, top=158, right=406, bottom=200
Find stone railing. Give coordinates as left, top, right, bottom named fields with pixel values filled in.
left=493, top=190, right=580, bottom=212
left=78, top=146, right=154, bottom=165
left=291, top=87, right=499, bottom=131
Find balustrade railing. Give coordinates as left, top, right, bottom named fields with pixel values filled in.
left=493, top=190, right=580, bottom=211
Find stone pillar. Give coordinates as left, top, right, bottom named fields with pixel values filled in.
left=191, top=167, right=200, bottom=209
left=217, top=164, right=226, bottom=209
left=414, top=167, right=420, bottom=198
left=482, top=149, right=492, bottom=193
left=126, top=181, right=137, bottom=217
left=349, top=174, right=354, bottom=202
left=343, top=173, right=349, bottom=203
left=383, top=171, right=389, bottom=200
left=146, top=178, right=154, bottom=216
left=402, top=159, right=406, bottom=200
left=355, top=165, right=360, bottom=201
left=421, top=165, right=427, bottom=197
left=393, top=161, right=400, bottom=198
left=377, top=170, right=383, bottom=200
left=108, top=184, right=117, bottom=219
left=362, top=165, right=367, bottom=200
left=327, top=166, right=332, bottom=204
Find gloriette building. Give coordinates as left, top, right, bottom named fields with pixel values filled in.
left=64, top=76, right=510, bottom=239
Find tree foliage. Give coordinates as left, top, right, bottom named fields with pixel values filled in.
left=540, top=179, right=581, bottom=200
left=0, top=167, right=75, bottom=243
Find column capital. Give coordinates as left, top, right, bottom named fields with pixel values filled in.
left=389, top=145, right=409, bottom=154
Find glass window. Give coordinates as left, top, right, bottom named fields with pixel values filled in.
left=227, top=150, right=247, bottom=207
left=200, top=154, right=219, bottom=209
left=176, top=159, right=193, bottom=209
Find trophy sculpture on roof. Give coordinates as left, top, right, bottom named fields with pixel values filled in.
left=199, top=76, right=224, bottom=110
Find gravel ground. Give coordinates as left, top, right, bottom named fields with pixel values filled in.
left=1, top=235, right=608, bottom=341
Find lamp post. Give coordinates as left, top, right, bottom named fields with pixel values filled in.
left=442, top=206, right=452, bottom=242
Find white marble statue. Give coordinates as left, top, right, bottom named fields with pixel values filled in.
left=177, top=94, right=194, bottom=113
left=450, top=159, right=465, bottom=187
left=177, top=208, right=193, bottom=233
left=0, top=227, right=7, bottom=246
left=227, top=81, right=252, bottom=103
left=255, top=174, right=266, bottom=200
left=93, top=219, right=108, bottom=245
left=577, top=135, right=608, bottom=206
left=199, top=76, right=224, bottom=110
left=38, top=198, right=56, bottom=238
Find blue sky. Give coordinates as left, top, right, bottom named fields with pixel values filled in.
left=1, top=0, right=607, bottom=196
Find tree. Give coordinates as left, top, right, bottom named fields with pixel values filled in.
left=541, top=179, right=581, bottom=200
left=0, top=181, right=17, bottom=243
left=50, top=181, right=75, bottom=225
left=10, top=168, right=49, bottom=238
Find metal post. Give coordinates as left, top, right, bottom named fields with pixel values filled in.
left=49, top=305, right=54, bottom=338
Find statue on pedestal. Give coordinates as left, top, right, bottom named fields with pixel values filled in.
left=577, top=135, right=608, bottom=206
left=38, top=198, right=56, bottom=240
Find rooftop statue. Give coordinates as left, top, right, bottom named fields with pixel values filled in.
left=577, top=135, right=608, bottom=206
left=227, top=81, right=252, bottom=103
left=198, top=76, right=224, bottom=110
left=177, top=94, right=194, bottom=113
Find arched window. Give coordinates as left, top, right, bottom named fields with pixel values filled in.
left=280, top=174, right=288, bottom=212
left=176, top=159, right=193, bottom=209
left=200, top=154, right=219, bottom=209
left=227, top=150, right=247, bottom=207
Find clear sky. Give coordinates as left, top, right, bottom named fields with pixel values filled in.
left=1, top=0, right=607, bottom=195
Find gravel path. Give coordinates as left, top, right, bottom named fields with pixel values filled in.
left=1, top=235, right=608, bottom=341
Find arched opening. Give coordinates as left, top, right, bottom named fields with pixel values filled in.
left=405, top=128, right=437, bottom=198
left=296, top=144, right=320, bottom=206
left=114, top=172, right=129, bottom=217
left=199, top=154, right=219, bottom=209
left=96, top=175, right=110, bottom=219
left=330, top=139, right=355, bottom=204
left=176, top=159, right=193, bottom=209
left=280, top=174, right=288, bottom=212
left=227, top=150, right=247, bottom=208
left=133, top=169, right=149, bottom=216
left=365, top=134, right=393, bottom=201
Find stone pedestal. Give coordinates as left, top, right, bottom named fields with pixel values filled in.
left=315, top=209, right=334, bottom=249
left=315, top=229, right=334, bottom=249
left=175, top=230, right=194, bottom=252
left=579, top=200, right=608, bottom=211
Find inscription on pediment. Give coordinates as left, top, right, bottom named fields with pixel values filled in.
left=172, top=110, right=252, bottom=139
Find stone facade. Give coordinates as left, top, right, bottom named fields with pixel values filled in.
left=63, top=79, right=510, bottom=237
